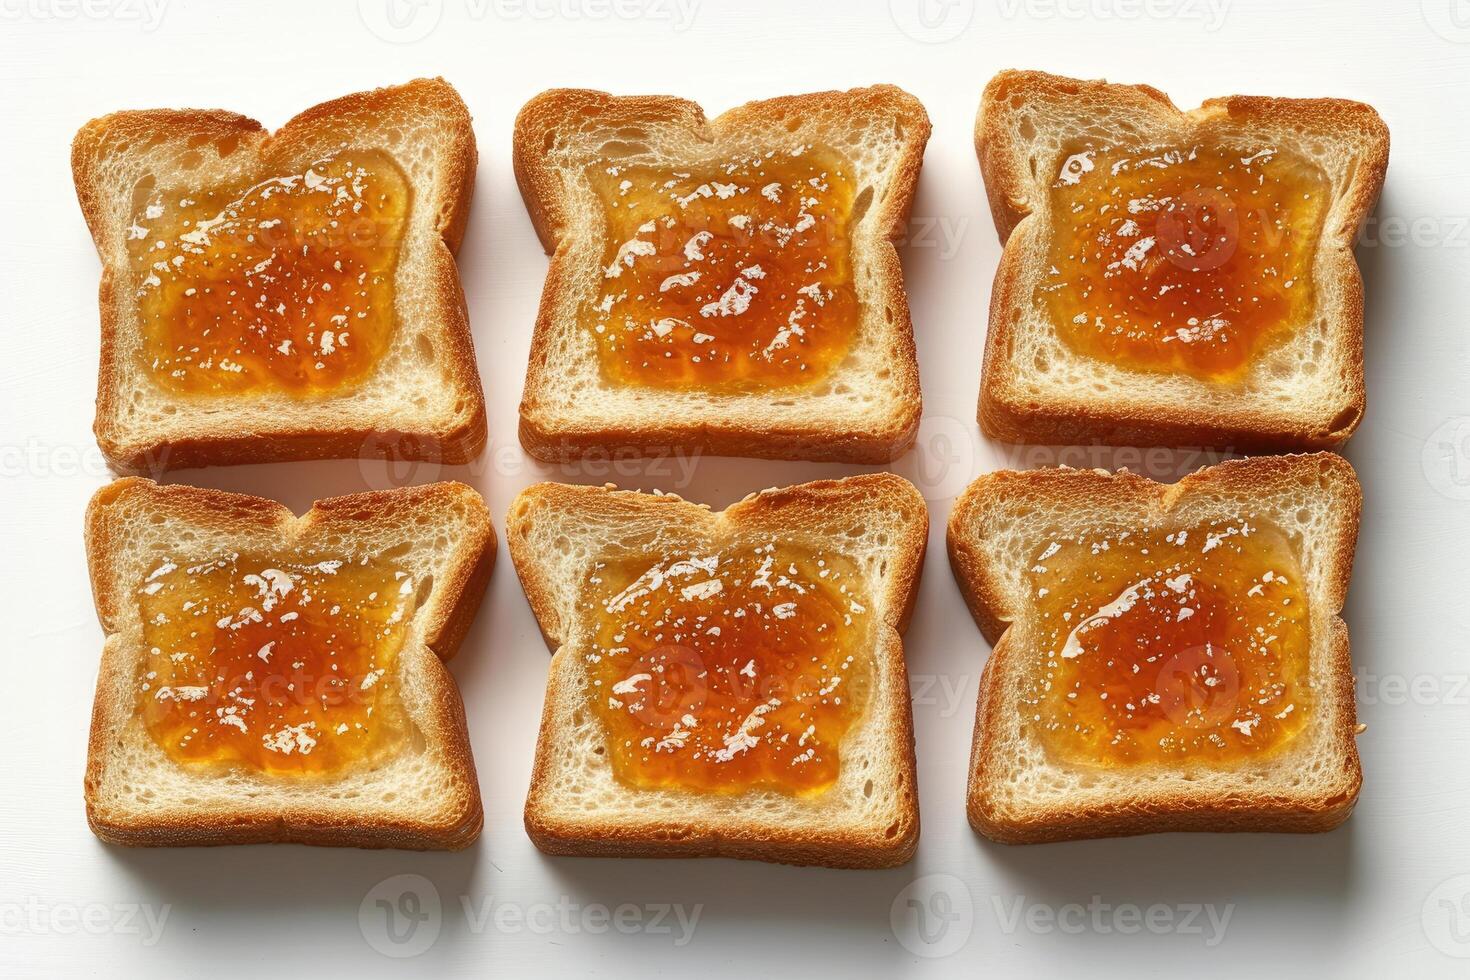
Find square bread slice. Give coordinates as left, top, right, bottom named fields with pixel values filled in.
left=947, top=453, right=1362, bottom=844
left=513, top=86, right=929, bottom=464
left=83, top=478, right=495, bottom=848
left=72, top=78, right=486, bottom=474
left=506, top=473, right=928, bottom=867
left=977, top=70, right=1389, bottom=451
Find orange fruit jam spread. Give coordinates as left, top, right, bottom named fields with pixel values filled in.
left=1025, top=517, right=1313, bottom=767
left=1040, top=141, right=1330, bottom=380
left=136, top=548, right=418, bottom=775
left=580, top=144, right=861, bottom=392
left=582, top=539, right=873, bottom=794
left=126, top=148, right=409, bottom=396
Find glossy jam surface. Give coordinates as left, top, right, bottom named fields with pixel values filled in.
left=581, top=145, right=860, bottom=391
left=582, top=540, right=872, bottom=794
left=1041, top=142, right=1330, bottom=380
left=1026, top=517, right=1312, bottom=767
left=136, top=549, right=418, bottom=774
left=127, top=149, right=409, bottom=396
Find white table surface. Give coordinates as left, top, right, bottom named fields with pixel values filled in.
left=3, top=0, right=1468, bottom=975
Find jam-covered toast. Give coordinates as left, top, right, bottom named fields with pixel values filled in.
left=72, top=79, right=486, bottom=473
left=83, top=478, right=494, bottom=848
left=947, top=453, right=1362, bottom=844
left=513, top=87, right=930, bottom=464
left=977, top=70, right=1389, bottom=451
left=506, top=474, right=928, bottom=867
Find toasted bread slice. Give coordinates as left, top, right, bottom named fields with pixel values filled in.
left=947, top=454, right=1362, bottom=844
left=72, top=79, right=486, bottom=473
left=83, top=478, right=495, bottom=848
left=513, top=86, right=929, bottom=464
left=507, top=474, right=927, bottom=867
left=977, top=70, right=1389, bottom=450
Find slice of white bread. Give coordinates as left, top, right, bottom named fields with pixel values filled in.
left=977, top=70, right=1389, bottom=450
left=83, top=478, right=495, bottom=848
left=947, top=453, right=1362, bottom=844
left=513, top=86, right=929, bottom=464
left=72, top=78, right=486, bottom=473
left=506, top=473, right=928, bottom=867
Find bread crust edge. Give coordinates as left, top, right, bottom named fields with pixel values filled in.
left=507, top=473, right=928, bottom=867
left=512, top=86, right=929, bottom=464
left=946, top=453, right=1364, bottom=844
left=72, top=78, right=487, bottom=474
left=82, top=477, right=495, bottom=849
left=974, top=69, right=1389, bottom=451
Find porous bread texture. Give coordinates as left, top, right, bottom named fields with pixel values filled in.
left=514, top=86, right=930, bottom=464
left=947, top=453, right=1362, bottom=844
left=83, top=478, right=495, bottom=849
left=507, top=474, right=928, bottom=867
left=72, top=78, right=486, bottom=473
left=977, top=70, right=1390, bottom=451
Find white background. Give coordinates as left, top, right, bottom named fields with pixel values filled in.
left=2, top=0, right=1468, bottom=975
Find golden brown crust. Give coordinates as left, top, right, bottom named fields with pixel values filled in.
left=976, top=69, right=1390, bottom=451
left=947, top=453, right=1363, bottom=844
left=72, top=79, right=486, bottom=474
left=82, top=478, right=495, bottom=849
left=513, top=86, right=930, bottom=465
left=507, top=474, right=928, bottom=867
left=523, top=818, right=915, bottom=868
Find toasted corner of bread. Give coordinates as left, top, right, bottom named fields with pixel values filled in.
left=512, top=86, right=930, bottom=464
left=506, top=473, right=928, bottom=867
left=82, top=477, right=495, bottom=848
left=975, top=69, right=1389, bottom=452
left=73, top=78, right=486, bottom=474
left=948, top=453, right=1363, bottom=844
